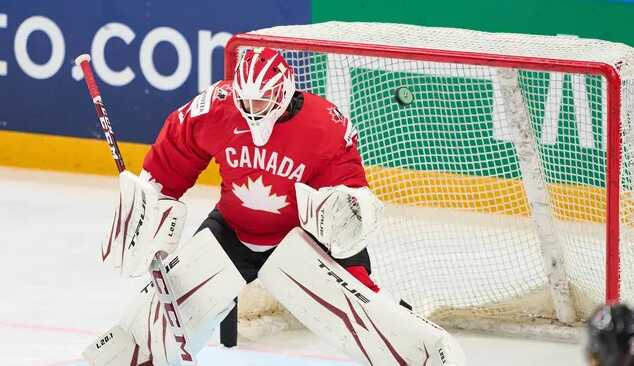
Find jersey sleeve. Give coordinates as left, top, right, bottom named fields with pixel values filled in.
left=308, top=111, right=369, bottom=189
left=143, top=86, right=218, bottom=199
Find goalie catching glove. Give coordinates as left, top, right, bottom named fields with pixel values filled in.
left=295, top=183, right=384, bottom=259
left=101, top=170, right=187, bottom=277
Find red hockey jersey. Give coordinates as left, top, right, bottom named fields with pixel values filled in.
left=143, top=81, right=368, bottom=248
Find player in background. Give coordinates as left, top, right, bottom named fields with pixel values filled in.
left=587, top=303, right=634, bottom=366
left=83, top=47, right=464, bottom=366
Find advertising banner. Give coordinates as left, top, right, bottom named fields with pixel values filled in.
left=0, top=1, right=310, bottom=143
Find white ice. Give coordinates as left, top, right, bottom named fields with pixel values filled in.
left=0, top=167, right=585, bottom=366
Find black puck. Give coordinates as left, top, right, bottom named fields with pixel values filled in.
left=395, top=87, right=414, bottom=105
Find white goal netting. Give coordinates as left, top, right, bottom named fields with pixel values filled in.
left=229, top=21, right=634, bottom=339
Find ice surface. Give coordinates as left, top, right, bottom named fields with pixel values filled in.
left=0, top=167, right=584, bottom=365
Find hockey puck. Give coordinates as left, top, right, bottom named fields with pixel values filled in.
left=395, top=87, right=414, bottom=105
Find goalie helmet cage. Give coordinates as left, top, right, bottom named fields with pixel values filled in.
left=224, top=22, right=634, bottom=340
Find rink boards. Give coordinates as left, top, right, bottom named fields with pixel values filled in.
left=0, top=127, right=619, bottom=224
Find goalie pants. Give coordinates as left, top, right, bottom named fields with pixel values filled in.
left=196, top=208, right=373, bottom=284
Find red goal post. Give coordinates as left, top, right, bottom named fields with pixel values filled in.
left=223, top=22, right=633, bottom=336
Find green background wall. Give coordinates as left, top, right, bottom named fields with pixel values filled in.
left=312, top=0, right=634, bottom=46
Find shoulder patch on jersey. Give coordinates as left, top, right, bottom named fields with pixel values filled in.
left=190, top=84, right=215, bottom=117
left=328, top=106, right=346, bottom=125
left=328, top=106, right=358, bottom=148
left=213, top=83, right=231, bottom=102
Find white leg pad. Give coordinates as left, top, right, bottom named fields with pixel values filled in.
left=83, top=228, right=246, bottom=365
left=258, top=227, right=465, bottom=366
left=83, top=325, right=151, bottom=366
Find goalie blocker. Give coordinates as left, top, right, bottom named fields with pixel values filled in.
left=259, top=227, right=465, bottom=366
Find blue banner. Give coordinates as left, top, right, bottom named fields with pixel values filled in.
left=0, top=1, right=310, bottom=143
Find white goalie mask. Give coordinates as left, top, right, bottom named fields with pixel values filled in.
left=232, top=47, right=296, bottom=146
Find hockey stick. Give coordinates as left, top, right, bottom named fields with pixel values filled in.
left=75, top=54, right=196, bottom=365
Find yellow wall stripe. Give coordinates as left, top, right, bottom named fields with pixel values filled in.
left=1, top=130, right=620, bottom=224
left=0, top=130, right=221, bottom=185
left=365, top=165, right=614, bottom=224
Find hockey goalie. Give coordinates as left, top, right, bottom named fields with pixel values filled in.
left=83, top=47, right=465, bottom=366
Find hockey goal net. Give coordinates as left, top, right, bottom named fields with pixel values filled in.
left=225, top=22, right=634, bottom=340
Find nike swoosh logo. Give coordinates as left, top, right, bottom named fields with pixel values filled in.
left=233, top=127, right=250, bottom=135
